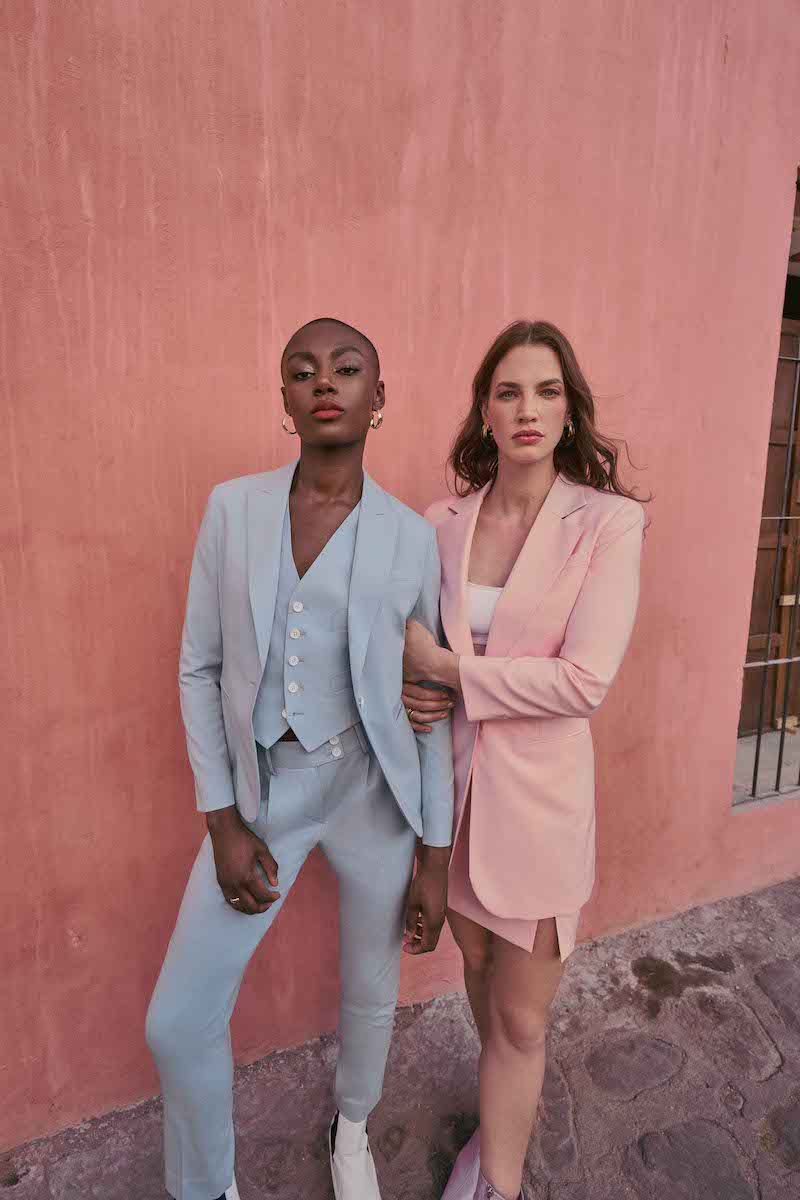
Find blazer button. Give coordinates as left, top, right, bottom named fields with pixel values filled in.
left=289, top=628, right=302, bottom=640
left=331, top=747, right=343, bottom=759
left=287, top=681, right=300, bottom=694
left=292, top=600, right=304, bottom=613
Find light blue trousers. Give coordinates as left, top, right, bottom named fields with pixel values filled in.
left=146, top=726, right=417, bottom=1200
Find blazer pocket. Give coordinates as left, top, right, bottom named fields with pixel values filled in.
left=504, top=717, right=589, bottom=744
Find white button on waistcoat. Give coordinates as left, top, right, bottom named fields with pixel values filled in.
left=292, top=600, right=304, bottom=613
left=281, top=708, right=288, bottom=719
left=287, top=681, right=299, bottom=694
left=288, top=655, right=299, bottom=666
left=289, top=628, right=301, bottom=640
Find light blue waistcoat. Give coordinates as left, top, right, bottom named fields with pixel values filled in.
left=252, top=503, right=361, bottom=752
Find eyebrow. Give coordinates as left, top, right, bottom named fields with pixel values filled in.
left=286, top=344, right=366, bottom=364
left=495, top=377, right=564, bottom=389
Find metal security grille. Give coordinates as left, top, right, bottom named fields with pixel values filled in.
left=739, top=332, right=800, bottom=801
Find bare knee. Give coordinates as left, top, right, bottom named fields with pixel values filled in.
left=489, top=998, right=549, bottom=1057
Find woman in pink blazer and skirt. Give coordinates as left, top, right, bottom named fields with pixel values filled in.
left=401, top=320, right=645, bottom=1200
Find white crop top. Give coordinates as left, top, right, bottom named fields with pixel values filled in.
left=467, top=581, right=503, bottom=646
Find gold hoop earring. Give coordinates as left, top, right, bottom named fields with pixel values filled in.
left=481, top=422, right=494, bottom=443
left=563, top=419, right=575, bottom=442
left=282, top=415, right=298, bottom=436
left=370, top=411, right=384, bottom=430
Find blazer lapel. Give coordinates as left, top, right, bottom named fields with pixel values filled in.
left=439, top=486, right=489, bottom=657
left=486, top=475, right=588, bottom=657
left=247, top=460, right=298, bottom=668
left=348, top=472, right=398, bottom=685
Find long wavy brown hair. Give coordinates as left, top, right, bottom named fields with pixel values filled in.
left=450, top=319, right=642, bottom=499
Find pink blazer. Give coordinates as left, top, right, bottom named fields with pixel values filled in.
left=425, top=475, right=644, bottom=920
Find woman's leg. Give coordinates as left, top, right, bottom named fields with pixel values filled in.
left=479, top=919, right=564, bottom=1199
left=447, top=908, right=494, bottom=1043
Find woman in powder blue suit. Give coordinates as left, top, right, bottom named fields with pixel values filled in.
left=146, top=318, right=454, bottom=1200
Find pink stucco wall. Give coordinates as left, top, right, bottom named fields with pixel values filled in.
left=3, top=0, right=800, bottom=1150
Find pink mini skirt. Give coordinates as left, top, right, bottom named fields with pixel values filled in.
left=447, top=795, right=580, bottom=963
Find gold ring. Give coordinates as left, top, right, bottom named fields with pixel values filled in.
left=229, top=897, right=241, bottom=905
left=407, top=708, right=415, bottom=721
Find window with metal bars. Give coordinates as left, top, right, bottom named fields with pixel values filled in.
left=736, top=175, right=800, bottom=802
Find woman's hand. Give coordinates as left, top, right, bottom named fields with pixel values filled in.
left=401, top=681, right=453, bottom=732
left=206, top=807, right=280, bottom=915
left=402, top=619, right=462, bottom=733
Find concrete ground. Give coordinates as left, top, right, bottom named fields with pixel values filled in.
left=4, top=878, right=800, bottom=1200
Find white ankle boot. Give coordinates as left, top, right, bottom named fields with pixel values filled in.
left=329, top=1111, right=382, bottom=1200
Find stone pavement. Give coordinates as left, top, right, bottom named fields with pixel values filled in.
left=4, top=878, right=800, bottom=1200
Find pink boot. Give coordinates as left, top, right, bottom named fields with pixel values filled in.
left=472, top=1169, right=520, bottom=1200
left=441, top=1127, right=480, bottom=1200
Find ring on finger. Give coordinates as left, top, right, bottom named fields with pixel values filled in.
left=407, top=708, right=416, bottom=721
left=228, top=896, right=242, bottom=905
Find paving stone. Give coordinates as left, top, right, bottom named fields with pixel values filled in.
left=533, top=1058, right=577, bottom=1175
left=553, top=1182, right=638, bottom=1200
left=625, top=1119, right=756, bottom=1200
left=584, top=1032, right=684, bottom=1101
left=673, top=950, right=736, bottom=974
left=8, top=879, right=800, bottom=1200
left=48, top=1143, right=165, bottom=1200
left=765, top=1094, right=800, bottom=1170
left=756, top=957, right=800, bottom=1035
left=0, top=1161, right=52, bottom=1199
left=677, top=987, right=782, bottom=1081
left=719, top=1082, right=745, bottom=1113
left=629, top=955, right=726, bottom=1017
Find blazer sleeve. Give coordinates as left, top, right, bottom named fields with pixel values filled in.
left=411, top=526, right=455, bottom=846
left=178, top=488, right=237, bottom=812
left=459, top=503, right=644, bottom=723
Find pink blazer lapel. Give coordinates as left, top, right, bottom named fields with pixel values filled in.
left=438, top=486, right=489, bottom=658
left=486, top=475, right=589, bottom=657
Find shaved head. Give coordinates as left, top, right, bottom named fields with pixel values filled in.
left=281, top=317, right=380, bottom=378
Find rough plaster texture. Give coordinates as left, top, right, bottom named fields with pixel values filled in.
left=3, top=0, right=800, bottom=1147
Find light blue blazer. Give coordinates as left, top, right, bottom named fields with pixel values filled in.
left=178, top=461, right=454, bottom=846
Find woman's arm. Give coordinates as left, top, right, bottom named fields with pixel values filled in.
left=409, top=528, right=455, bottom=845
left=420, top=503, right=644, bottom=723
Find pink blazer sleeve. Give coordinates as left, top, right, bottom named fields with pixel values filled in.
left=459, top=503, right=645, bottom=722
